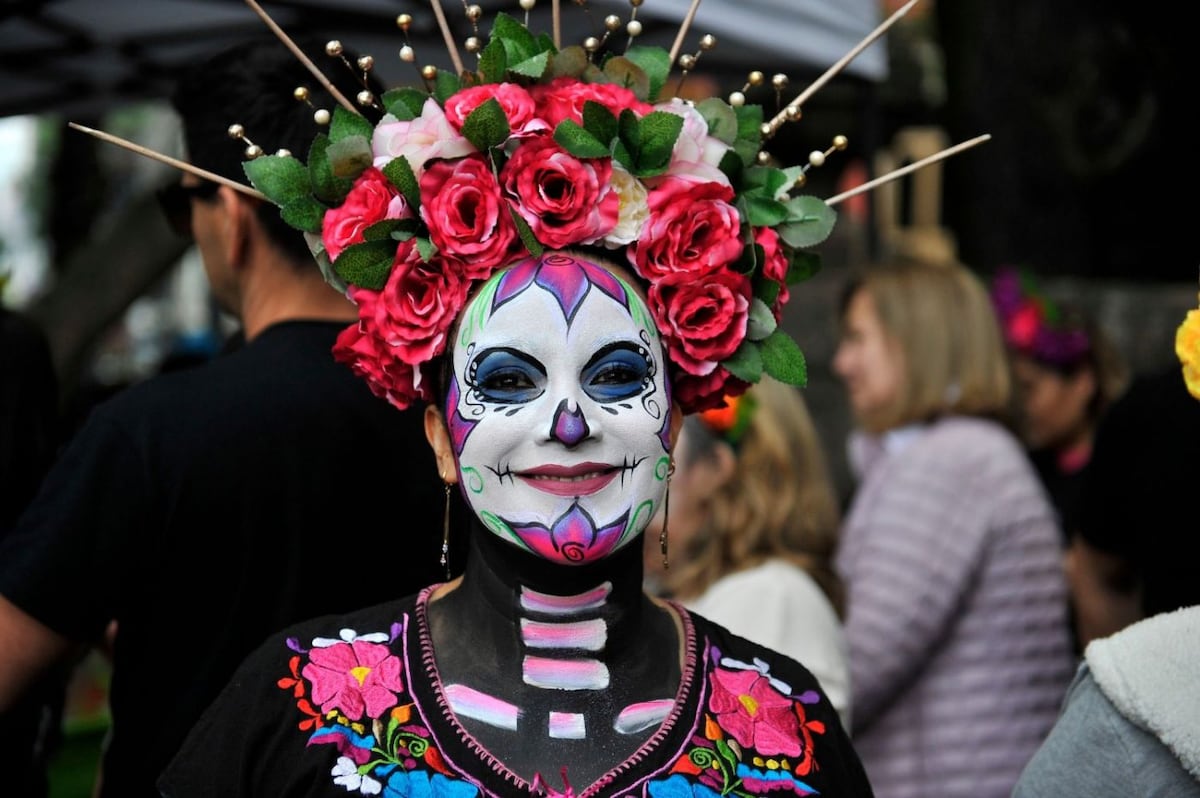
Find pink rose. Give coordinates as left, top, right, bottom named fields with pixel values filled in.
left=648, top=268, right=750, bottom=373
left=444, top=83, right=546, bottom=139
left=530, top=77, right=654, bottom=128
left=755, top=226, right=790, bottom=318
left=321, top=167, right=412, bottom=262
left=500, top=136, right=618, bottom=249
left=654, top=98, right=732, bottom=186
left=630, top=176, right=742, bottom=282
left=372, top=97, right=475, bottom=177
left=419, top=154, right=522, bottom=279
left=708, top=666, right=803, bottom=757
left=333, top=302, right=425, bottom=410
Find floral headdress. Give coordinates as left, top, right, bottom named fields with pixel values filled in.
left=241, top=10, right=847, bottom=414
left=70, top=0, right=988, bottom=414
left=989, top=266, right=1092, bottom=369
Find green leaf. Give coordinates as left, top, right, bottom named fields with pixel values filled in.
left=787, top=250, right=822, bottom=283
left=553, top=120, right=610, bottom=159
left=381, top=156, right=420, bottom=208
left=510, top=50, right=551, bottom=79
left=722, top=340, right=764, bottom=384
left=332, top=239, right=397, bottom=290
left=635, top=111, right=684, bottom=173
left=745, top=297, right=777, bottom=341
left=461, top=97, right=511, bottom=152
left=509, top=206, right=543, bottom=257
left=243, top=154, right=310, bottom=205
left=760, top=330, right=808, bottom=386
left=416, top=236, right=437, bottom=263
left=363, top=219, right=406, bottom=242
left=548, top=46, right=589, bottom=79
left=329, top=106, right=374, bottom=144
left=433, top=70, right=461, bottom=104
left=601, top=55, right=650, bottom=100
left=280, top=196, right=326, bottom=233
left=777, top=195, right=837, bottom=249
left=743, top=194, right=790, bottom=227
left=622, top=45, right=671, bottom=101
left=731, top=104, right=764, bottom=165
left=325, top=135, right=372, bottom=180
left=581, top=101, right=619, bottom=147
left=492, top=12, right=538, bottom=57
left=308, top=134, right=352, bottom=204
left=478, top=35, right=508, bottom=82
left=696, top=97, right=738, bottom=144
left=381, top=88, right=426, bottom=120
left=754, top=276, right=781, bottom=308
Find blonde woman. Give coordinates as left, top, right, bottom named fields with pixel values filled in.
left=645, top=376, right=851, bottom=730
left=832, top=258, right=1076, bottom=798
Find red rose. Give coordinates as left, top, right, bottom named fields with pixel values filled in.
left=444, top=83, right=544, bottom=138
left=370, top=251, right=470, bottom=367
left=530, top=77, right=654, bottom=128
left=332, top=317, right=424, bottom=410
left=500, top=136, right=618, bottom=249
left=630, top=176, right=742, bottom=282
left=322, top=167, right=412, bottom=262
left=755, top=226, right=790, bottom=319
left=674, top=367, right=750, bottom=415
left=648, top=268, right=751, bottom=374
left=419, top=154, right=521, bottom=280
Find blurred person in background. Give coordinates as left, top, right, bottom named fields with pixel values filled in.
left=0, top=300, right=63, bottom=798
left=0, top=37, right=461, bottom=798
left=645, top=376, right=851, bottom=730
left=990, top=266, right=1129, bottom=543
left=832, top=257, right=1075, bottom=798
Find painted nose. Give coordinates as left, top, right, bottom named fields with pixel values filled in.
left=550, top=398, right=589, bottom=446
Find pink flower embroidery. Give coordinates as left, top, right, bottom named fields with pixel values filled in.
left=301, top=640, right=405, bottom=721
left=708, top=666, right=802, bottom=757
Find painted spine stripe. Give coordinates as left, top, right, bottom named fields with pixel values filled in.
left=522, top=656, right=610, bottom=690
left=520, top=618, right=607, bottom=651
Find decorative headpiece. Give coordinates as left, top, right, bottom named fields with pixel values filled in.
left=70, top=0, right=989, bottom=414
left=990, top=266, right=1092, bottom=369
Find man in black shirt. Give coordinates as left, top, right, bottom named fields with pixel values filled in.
left=0, top=38, right=464, bottom=798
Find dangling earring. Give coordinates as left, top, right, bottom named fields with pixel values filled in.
left=660, top=460, right=675, bottom=570
left=441, top=476, right=452, bottom=580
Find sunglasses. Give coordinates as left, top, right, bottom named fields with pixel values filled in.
left=155, top=181, right=220, bottom=239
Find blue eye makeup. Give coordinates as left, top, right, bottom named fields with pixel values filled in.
left=581, top=342, right=652, bottom=403
left=469, top=348, right=546, bottom=404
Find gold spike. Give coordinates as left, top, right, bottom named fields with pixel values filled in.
left=428, top=0, right=466, bottom=76
left=824, top=134, right=992, bottom=207
left=667, top=0, right=703, bottom=65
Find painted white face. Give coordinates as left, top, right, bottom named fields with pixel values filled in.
left=444, top=253, right=673, bottom=565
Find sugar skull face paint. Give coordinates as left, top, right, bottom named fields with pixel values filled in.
left=445, top=253, right=673, bottom=565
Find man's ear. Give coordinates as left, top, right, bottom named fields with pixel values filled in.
left=424, top=404, right=459, bottom=484
left=220, top=187, right=258, bottom=271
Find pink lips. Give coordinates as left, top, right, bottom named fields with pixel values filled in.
left=517, top=462, right=619, bottom=497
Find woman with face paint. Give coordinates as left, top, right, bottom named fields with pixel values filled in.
left=158, top=249, right=874, bottom=797
left=148, top=7, right=892, bottom=794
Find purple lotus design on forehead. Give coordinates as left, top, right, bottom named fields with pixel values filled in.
left=506, top=501, right=630, bottom=563
left=493, top=253, right=628, bottom=326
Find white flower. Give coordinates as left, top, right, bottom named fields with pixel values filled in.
left=331, top=756, right=383, bottom=794
left=600, top=164, right=649, bottom=249
left=312, top=627, right=390, bottom=648
left=655, top=98, right=732, bottom=187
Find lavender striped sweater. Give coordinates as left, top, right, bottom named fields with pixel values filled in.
left=836, top=416, right=1075, bottom=798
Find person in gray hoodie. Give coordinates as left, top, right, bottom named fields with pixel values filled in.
left=1013, top=604, right=1200, bottom=797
